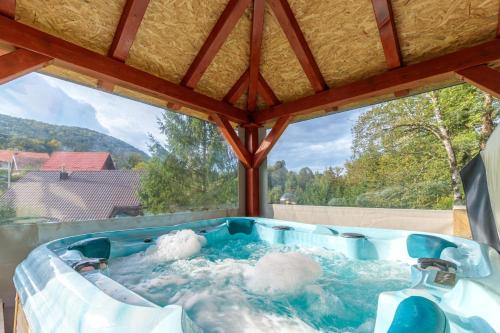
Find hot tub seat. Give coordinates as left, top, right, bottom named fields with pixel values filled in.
left=387, top=296, right=448, bottom=333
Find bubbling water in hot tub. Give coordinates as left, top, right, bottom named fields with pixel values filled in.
left=107, top=231, right=411, bottom=333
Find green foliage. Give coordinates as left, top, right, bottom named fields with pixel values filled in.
left=0, top=113, right=147, bottom=169
left=139, top=113, right=238, bottom=213
left=268, top=85, right=499, bottom=209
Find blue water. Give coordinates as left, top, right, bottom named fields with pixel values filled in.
left=108, top=235, right=411, bottom=333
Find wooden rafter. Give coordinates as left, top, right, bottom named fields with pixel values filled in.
left=254, top=39, right=500, bottom=124
left=497, top=10, right=500, bottom=37
left=268, top=0, right=326, bottom=92
left=0, top=0, right=15, bottom=18
left=0, top=49, right=51, bottom=84
left=0, top=16, right=248, bottom=123
left=257, top=73, right=280, bottom=106
left=253, top=115, right=291, bottom=168
left=223, top=69, right=249, bottom=104
left=371, top=0, right=402, bottom=69
left=98, top=0, right=150, bottom=91
left=457, top=65, right=500, bottom=99
left=248, top=0, right=265, bottom=111
left=212, top=114, right=252, bottom=168
left=168, top=0, right=252, bottom=110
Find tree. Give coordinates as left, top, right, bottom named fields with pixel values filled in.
left=139, top=112, right=238, bottom=213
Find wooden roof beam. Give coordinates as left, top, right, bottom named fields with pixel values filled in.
left=254, top=39, right=500, bottom=124
left=168, top=0, right=252, bottom=110
left=253, top=115, right=291, bottom=168
left=0, top=0, right=15, bottom=18
left=248, top=0, right=265, bottom=111
left=457, top=65, right=500, bottom=99
left=257, top=73, right=280, bottom=106
left=0, top=16, right=248, bottom=123
left=223, top=69, right=249, bottom=104
left=371, top=0, right=402, bottom=69
left=0, top=49, right=52, bottom=84
left=212, top=114, right=252, bottom=168
left=97, top=0, right=150, bottom=91
left=268, top=0, right=327, bottom=93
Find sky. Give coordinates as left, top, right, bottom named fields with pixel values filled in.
left=0, top=73, right=369, bottom=170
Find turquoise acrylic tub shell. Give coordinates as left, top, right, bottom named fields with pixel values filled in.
left=14, top=217, right=500, bottom=333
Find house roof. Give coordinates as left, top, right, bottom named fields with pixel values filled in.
left=41, top=152, right=115, bottom=171
left=1, top=171, right=142, bottom=221
left=0, top=150, right=50, bottom=169
left=0, top=0, right=498, bottom=127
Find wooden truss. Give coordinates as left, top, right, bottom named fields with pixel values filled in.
left=0, top=0, right=499, bottom=216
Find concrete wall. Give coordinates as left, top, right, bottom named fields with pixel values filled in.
left=264, top=204, right=453, bottom=234
left=0, top=209, right=238, bottom=311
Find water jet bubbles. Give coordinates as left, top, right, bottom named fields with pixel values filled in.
left=246, top=252, right=322, bottom=295
left=144, top=229, right=207, bottom=262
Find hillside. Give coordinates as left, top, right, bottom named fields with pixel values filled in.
left=0, top=113, right=148, bottom=169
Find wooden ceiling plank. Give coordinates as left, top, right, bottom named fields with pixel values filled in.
left=254, top=39, right=500, bottom=124
left=257, top=73, right=280, bottom=106
left=457, top=65, right=500, bottom=99
left=223, top=69, right=249, bottom=104
left=248, top=0, right=265, bottom=111
left=0, top=0, right=15, bottom=19
left=268, top=0, right=327, bottom=92
left=253, top=115, right=291, bottom=168
left=98, top=0, right=150, bottom=91
left=0, top=49, right=52, bottom=84
left=371, top=0, right=402, bottom=69
left=0, top=16, right=248, bottom=123
left=212, top=114, right=252, bottom=168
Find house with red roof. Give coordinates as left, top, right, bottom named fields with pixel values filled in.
left=0, top=150, right=50, bottom=171
left=41, top=152, right=115, bottom=171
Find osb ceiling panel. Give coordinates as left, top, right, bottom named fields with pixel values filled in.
left=261, top=2, right=313, bottom=103
left=16, top=0, right=126, bottom=55
left=288, top=0, right=388, bottom=88
left=40, top=65, right=99, bottom=87
left=196, top=7, right=251, bottom=101
left=392, top=0, right=499, bottom=64
left=126, top=0, right=230, bottom=84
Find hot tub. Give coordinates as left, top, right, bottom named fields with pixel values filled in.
left=14, top=217, right=500, bottom=332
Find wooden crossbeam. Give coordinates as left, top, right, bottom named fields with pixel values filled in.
left=223, top=69, right=249, bottom=104
left=252, top=115, right=290, bottom=168
left=268, top=0, right=326, bottom=93
left=257, top=73, right=280, bottom=106
left=248, top=0, right=265, bottom=111
left=497, top=10, right=500, bottom=37
left=168, top=0, right=252, bottom=110
left=97, top=0, right=150, bottom=91
left=371, top=0, right=402, bottom=69
left=254, top=39, right=500, bottom=124
left=212, top=114, right=252, bottom=168
left=0, top=0, right=15, bottom=18
left=457, top=65, right=500, bottom=99
left=0, top=16, right=249, bottom=123
left=0, top=49, right=51, bottom=84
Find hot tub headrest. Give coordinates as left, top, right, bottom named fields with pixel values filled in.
left=387, top=296, right=448, bottom=333
left=68, top=237, right=111, bottom=259
left=407, top=234, right=457, bottom=259
left=226, top=218, right=255, bottom=235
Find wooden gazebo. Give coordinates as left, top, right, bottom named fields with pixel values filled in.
left=0, top=0, right=499, bottom=216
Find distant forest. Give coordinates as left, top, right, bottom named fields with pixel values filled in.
left=0, top=113, right=147, bottom=169
left=268, top=85, right=499, bottom=209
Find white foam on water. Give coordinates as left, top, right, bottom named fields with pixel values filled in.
left=144, top=230, right=207, bottom=262
left=246, top=252, right=322, bottom=295
left=170, top=287, right=320, bottom=333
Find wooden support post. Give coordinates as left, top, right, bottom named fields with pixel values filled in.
left=245, top=126, right=260, bottom=216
